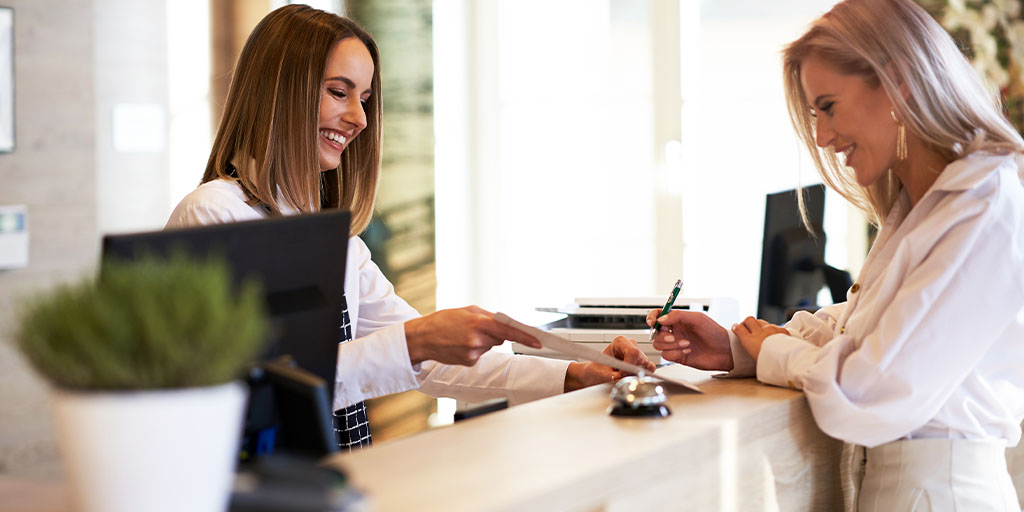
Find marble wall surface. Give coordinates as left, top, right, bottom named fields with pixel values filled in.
left=0, top=0, right=170, bottom=478
left=0, top=0, right=96, bottom=479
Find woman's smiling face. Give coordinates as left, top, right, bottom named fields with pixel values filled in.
left=317, top=37, right=374, bottom=172
left=801, top=54, right=898, bottom=187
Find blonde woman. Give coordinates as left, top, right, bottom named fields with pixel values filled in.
left=649, top=0, right=1024, bottom=508
left=167, top=4, right=653, bottom=450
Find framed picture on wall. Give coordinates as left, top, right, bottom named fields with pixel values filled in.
left=0, top=7, right=12, bottom=152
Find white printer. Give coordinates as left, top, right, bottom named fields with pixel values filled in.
left=511, top=297, right=740, bottom=361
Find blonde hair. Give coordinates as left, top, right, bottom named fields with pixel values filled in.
left=203, top=4, right=382, bottom=235
left=783, top=0, right=1024, bottom=225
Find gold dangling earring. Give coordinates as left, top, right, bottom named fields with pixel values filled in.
left=891, top=108, right=907, bottom=161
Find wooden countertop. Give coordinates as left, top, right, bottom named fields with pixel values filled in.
left=325, top=364, right=843, bottom=512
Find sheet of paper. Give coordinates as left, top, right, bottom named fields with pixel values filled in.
left=495, top=312, right=702, bottom=393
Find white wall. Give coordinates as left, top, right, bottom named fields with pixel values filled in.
left=435, top=0, right=860, bottom=320
left=680, top=0, right=855, bottom=316
left=167, top=0, right=211, bottom=212
left=435, top=0, right=680, bottom=319
left=93, top=0, right=171, bottom=235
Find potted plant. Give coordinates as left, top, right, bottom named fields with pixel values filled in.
left=15, top=253, right=268, bottom=512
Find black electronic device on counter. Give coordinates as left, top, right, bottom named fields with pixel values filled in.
left=757, top=185, right=853, bottom=324
left=241, top=356, right=337, bottom=461
left=229, top=453, right=366, bottom=512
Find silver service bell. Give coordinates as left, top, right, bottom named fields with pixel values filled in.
left=607, top=371, right=671, bottom=418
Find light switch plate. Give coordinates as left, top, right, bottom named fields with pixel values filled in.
left=0, top=204, right=28, bottom=268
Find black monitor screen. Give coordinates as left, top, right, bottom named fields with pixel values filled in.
left=757, top=185, right=826, bottom=324
left=101, top=210, right=350, bottom=458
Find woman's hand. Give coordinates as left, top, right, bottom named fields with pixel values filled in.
left=730, top=316, right=790, bottom=361
left=403, top=306, right=541, bottom=366
left=563, top=336, right=657, bottom=392
left=648, top=310, right=733, bottom=371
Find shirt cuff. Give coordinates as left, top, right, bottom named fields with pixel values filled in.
left=756, top=333, right=815, bottom=389
left=507, top=355, right=571, bottom=405
left=332, top=321, right=420, bottom=410
left=715, top=329, right=756, bottom=378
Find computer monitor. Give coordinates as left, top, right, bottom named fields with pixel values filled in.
left=101, top=210, right=351, bottom=458
left=757, top=184, right=836, bottom=324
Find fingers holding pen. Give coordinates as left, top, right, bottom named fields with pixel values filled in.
left=646, top=309, right=661, bottom=328
left=651, top=334, right=689, bottom=352
left=661, top=348, right=689, bottom=365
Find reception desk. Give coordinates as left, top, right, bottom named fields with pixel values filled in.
left=9, top=362, right=1024, bottom=511
left=326, top=364, right=843, bottom=511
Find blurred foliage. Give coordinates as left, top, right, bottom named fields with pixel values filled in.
left=918, top=0, right=1024, bottom=133
left=15, top=253, right=267, bottom=391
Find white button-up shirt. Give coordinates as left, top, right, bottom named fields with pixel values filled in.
left=166, top=179, right=570, bottom=412
left=732, top=152, right=1024, bottom=448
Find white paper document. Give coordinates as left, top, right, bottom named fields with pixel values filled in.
left=495, top=313, right=702, bottom=393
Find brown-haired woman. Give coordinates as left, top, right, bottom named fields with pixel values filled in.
left=167, top=4, right=654, bottom=451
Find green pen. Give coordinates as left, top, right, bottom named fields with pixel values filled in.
left=649, top=279, right=683, bottom=341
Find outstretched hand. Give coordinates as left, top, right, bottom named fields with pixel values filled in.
left=564, top=336, right=657, bottom=392
left=647, top=309, right=734, bottom=371
left=404, top=306, right=541, bottom=366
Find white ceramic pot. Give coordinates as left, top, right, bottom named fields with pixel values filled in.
left=51, top=381, right=247, bottom=512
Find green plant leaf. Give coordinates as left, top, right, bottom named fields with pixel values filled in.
left=15, top=253, right=269, bottom=390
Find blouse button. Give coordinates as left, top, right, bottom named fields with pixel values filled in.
left=850, top=283, right=861, bottom=293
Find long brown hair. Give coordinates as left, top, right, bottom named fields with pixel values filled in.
left=783, top=0, right=1024, bottom=226
left=204, top=4, right=382, bottom=235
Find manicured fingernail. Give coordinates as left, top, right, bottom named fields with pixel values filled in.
left=664, top=335, right=675, bottom=342
left=677, top=341, right=689, bottom=348
left=682, top=348, right=691, bottom=354
left=658, top=315, right=668, bottom=322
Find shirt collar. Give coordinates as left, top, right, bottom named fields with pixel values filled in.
left=929, top=151, right=1016, bottom=193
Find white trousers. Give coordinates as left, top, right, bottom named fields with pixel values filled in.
left=841, top=439, right=1020, bottom=512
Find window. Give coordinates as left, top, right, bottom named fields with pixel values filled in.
left=435, top=0, right=858, bottom=318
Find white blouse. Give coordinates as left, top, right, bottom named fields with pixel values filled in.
left=166, top=179, right=570, bottom=412
left=732, top=152, right=1024, bottom=448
